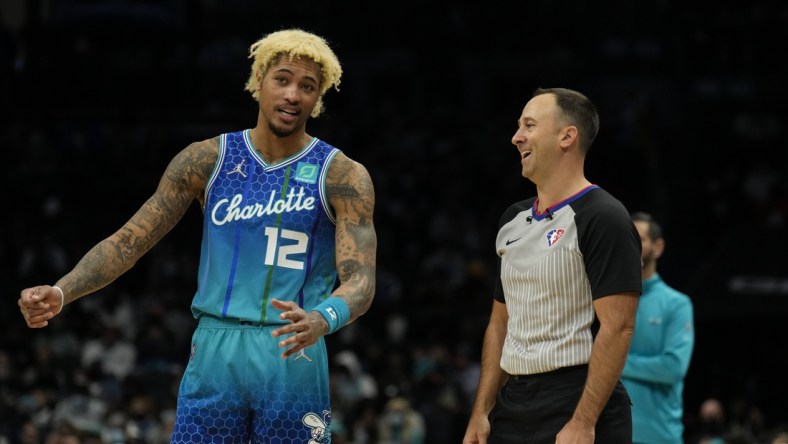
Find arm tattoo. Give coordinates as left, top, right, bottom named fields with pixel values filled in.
left=326, top=184, right=360, bottom=198
left=326, top=153, right=377, bottom=320
left=58, top=137, right=219, bottom=301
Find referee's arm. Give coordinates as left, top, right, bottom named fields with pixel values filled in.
left=565, top=292, right=639, bottom=434
left=463, top=299, right=509, bottom=444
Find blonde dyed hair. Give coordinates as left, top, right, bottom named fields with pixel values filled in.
left=244, top=28, right=342, bottom=118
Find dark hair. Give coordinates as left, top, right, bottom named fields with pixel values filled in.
left=533, top=87, right=600, bottom=152
left=631, top=211, right=663, bottom=241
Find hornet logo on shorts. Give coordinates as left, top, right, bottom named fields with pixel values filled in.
left=546, top=229, right=565, bottom=247
left=303, top=410, right=331, bottom=443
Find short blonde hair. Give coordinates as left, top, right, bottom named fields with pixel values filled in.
left=244, top=28, right=342, bottom=118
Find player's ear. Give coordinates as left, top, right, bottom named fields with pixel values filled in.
left=256, top=69, right=264, bottom=90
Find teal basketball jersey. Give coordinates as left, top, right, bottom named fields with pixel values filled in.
left=193, top=130, right=340, bottom=324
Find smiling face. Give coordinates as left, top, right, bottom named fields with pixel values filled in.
left=511, top=93, right=566, bottom=182
left=257, top=54, right=322, bottom=138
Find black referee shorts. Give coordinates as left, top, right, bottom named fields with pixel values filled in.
left=488, top=365, right=632, bottom=444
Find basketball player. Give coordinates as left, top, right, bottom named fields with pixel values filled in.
left=18, top=28, right=376, bottom=443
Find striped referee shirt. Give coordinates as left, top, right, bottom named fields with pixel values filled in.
left=493, top=185, right=641, bottom=376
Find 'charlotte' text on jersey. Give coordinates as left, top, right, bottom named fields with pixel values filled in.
left=211, top=187, right=316, bottom=226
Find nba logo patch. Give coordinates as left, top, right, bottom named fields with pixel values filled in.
left=546, top=229, right=564, bottom=246
left=295, top=162, right=318, bottom=184
left=190, top=343, right=196, bottom=361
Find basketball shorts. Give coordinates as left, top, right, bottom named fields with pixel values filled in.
left=170, top=315, right=332, bottom=443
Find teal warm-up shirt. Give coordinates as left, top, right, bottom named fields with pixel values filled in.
left=192, top=130, right=340, bottom=324
left=621, top=274, right=695, bottom=444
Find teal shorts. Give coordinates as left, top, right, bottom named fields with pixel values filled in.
left=171, top=315, right=332, bottom=443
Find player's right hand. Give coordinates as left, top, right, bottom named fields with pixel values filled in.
left=18, top=285, right=63, bottom=328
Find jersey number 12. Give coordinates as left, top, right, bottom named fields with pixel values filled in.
left=263, top=227, right=308, bottom=270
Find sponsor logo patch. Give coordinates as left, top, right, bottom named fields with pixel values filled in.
left=295, top=162, right=319, bottom=184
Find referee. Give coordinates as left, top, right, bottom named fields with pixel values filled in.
left=463, top=88, right=642, bottom=444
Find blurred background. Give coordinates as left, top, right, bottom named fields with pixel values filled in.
left=2, top=0, right=787, bottom=443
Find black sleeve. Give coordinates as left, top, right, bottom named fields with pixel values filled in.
left=576, top=196, right=642, bottom=299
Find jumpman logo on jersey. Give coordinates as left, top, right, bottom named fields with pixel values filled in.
left=228, top=159, right=247, bottom=178
left=294, top=349, right=313, bottom=362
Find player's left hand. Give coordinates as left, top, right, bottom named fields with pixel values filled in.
left=270, top=299, right=329, bottom=359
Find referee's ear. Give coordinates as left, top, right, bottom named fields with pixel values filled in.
left=559, top=125, right=578, bottom=151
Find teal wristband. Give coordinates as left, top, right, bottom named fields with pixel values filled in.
left=313, top=297, right=351, bottom=334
